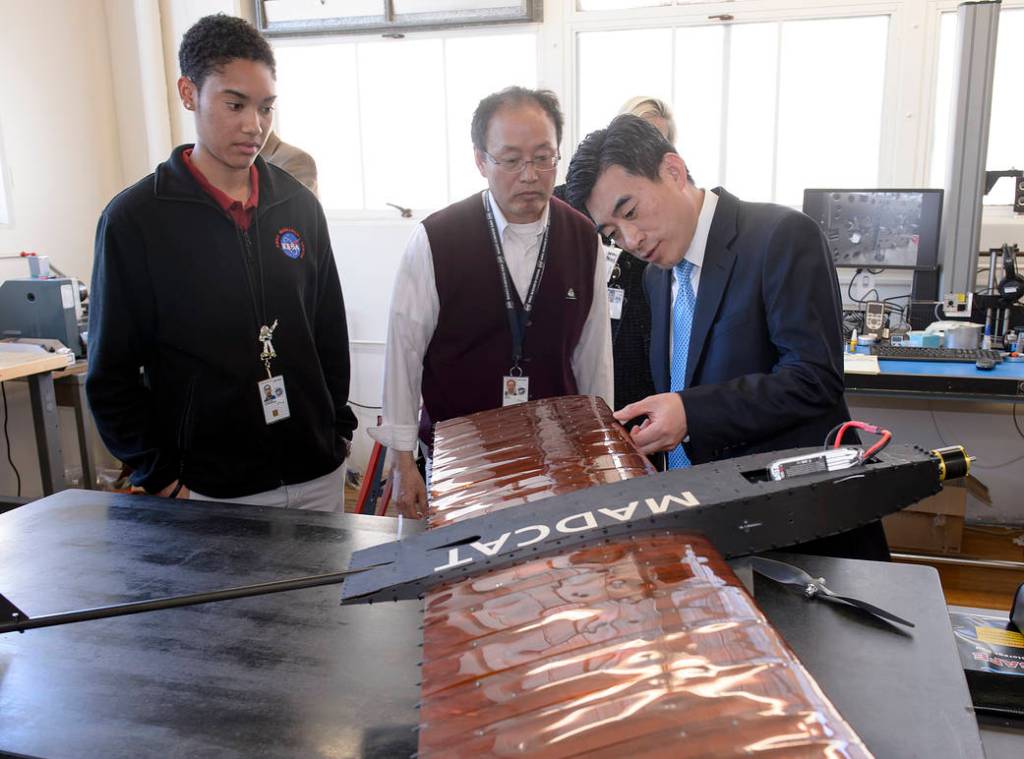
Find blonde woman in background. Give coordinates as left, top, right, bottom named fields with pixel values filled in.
left=619, top=95, right=676, bottom=143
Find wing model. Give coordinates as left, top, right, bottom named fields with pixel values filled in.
left=418, top=396, right=873, bottom=758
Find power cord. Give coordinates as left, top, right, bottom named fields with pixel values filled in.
left=349, top=401, right=383, bottom=411
left=882, top=293, right=912, bottom=328
left=847, top=267, right=887, bottom=305
left=1, top=382, right=21, bottom=497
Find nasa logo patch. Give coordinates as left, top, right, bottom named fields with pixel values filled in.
left=275, top=227, right=305, bottom=260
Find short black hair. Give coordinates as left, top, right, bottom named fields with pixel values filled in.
left=178, top=14, right=276, bottom=90
left=471, top=87, right=564, bottom=153
left=565, top=114, right=692, bottom=214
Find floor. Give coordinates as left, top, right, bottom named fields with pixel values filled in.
left=894, top=524, right=1024, bottom=612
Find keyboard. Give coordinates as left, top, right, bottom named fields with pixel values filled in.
left=869, top=345, right=1003, bottom=363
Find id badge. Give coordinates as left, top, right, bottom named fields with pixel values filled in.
left=502, top=375, right=529, bottom=407
left=608, top=287, right=624, bottom=320
left=258, top=375, right=291, bottom=424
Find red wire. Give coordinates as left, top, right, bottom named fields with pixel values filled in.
left=832, top=421, right=860, bottom=448
left=862, top=431, right=892, bottom=460
left=833, top=420, right=892, bottom=461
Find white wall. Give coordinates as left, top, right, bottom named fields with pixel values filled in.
left=328, top=218, right=421, bottom=469
left=0, top=0, right=124, bottom=282
left=0, top=0, right=130, bottom=497
left=158, top=0, right=240, bottom=147
left=104, top=0, right=174, bottom=185
left=848, top=397, right=1023, bottom=526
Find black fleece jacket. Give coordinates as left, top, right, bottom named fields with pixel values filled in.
left=87, top=146, right=357, bottom=498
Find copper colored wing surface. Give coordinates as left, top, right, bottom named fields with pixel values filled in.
left=428, top=395, right=655, bottom=528
left=422, top=396, right=872, bottom=758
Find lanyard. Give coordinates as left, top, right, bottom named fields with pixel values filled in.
left=235, top=212, right=278, bottom=378
left=481, top=191, right=550, bottom=372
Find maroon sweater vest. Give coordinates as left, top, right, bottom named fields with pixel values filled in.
left=419, top=193, right=597, bottom=445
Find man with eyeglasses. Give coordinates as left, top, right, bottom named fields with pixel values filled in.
left=371, top=86, right=613, bottom=519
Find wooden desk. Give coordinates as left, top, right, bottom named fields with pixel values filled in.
left=51, top=362, right=98, bottom=492
left=0, top=345, right=70, bottom=381
left=0, top=345, right=74, bottom=498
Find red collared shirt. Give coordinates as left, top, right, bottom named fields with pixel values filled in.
left=182, top=147, right=259, bottom=229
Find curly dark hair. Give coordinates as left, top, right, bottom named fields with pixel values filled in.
left=178, top=14, right=276, bottom=90
left=565, top=114, right=692, bottom=214
left=471, top=87, right=563, bottom=153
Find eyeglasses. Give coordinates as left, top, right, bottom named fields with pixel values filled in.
left=484, top=151, right=560, bottom=174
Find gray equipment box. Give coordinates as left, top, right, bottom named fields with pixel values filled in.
left=0, top=278, right=84, bottom=357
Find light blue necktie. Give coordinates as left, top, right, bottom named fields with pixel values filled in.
left=667, top=260, right=695, bottom=469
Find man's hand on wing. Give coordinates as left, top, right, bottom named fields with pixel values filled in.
left=613, top=393, right=688, bottom=455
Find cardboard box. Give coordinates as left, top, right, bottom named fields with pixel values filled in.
left=883, top=483, right=967, bottom=554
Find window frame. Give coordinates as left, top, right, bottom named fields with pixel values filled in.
left=562, top=1, right=906, bottom=201
left=255, top=0, right=543, bottom=38
left=268, top=0, right=1024, bottom=221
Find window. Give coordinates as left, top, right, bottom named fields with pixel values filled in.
left=931, top=7, right=1024, bottom=205
left=256, top=0, right=541, bottom=37
left=577, top=14, right=889, bottom=205
left=273, top=32, right=537, bottom=212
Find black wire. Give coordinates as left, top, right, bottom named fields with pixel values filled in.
left=847, top=269, right=882, bottom=304
left=349, top=401, right=383, bottom=410
left=931, top=402, right=1024, bottom=469
left=1, top=381, right=21, bottom=493
left=823, top=422, right=846, bottom=449
left=881, top=294, right=912, bottom=326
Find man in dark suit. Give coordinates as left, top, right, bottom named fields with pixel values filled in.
left=566, top=115, right=887, bottom=560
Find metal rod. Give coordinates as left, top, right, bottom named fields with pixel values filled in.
left=892, top=552, right=1024, bottom=572
left=984, top=250, right=997, bottom=337
left=0, top=567, right=377, bottom=634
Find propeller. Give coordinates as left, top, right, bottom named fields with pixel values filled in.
left=747, top=556, right=915, bottom=628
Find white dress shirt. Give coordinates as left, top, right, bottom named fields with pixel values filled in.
left=669, top=188, right=719, bottom=361
left=369, top=191, right=614, bottom=452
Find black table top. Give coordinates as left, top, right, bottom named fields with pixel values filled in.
left=0, top=491, right=421, bottom=759
left=0, top=491, right=1000, bottom=758
left=758, top=553, right=985, bottom=758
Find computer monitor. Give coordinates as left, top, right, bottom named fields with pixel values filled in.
left=802, top=189, right=943, bottom=271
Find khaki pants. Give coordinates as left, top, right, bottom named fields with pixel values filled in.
left=190, top=462, right=347, bottom=512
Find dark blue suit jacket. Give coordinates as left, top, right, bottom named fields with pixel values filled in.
left=646, top=188, right=886, bottom=560
left=647, top=187, right=851, bottom=462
